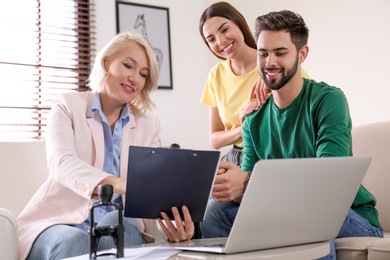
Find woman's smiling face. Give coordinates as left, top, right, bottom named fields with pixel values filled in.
left=103, top=41, right=150, bottom=105
left=202, top=16, right=245, bottom=60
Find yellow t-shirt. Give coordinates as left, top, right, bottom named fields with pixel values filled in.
left=301, top=69, right=310, bottom=80
left=200, top=59, right=258, bottom=147
left=200, top=59, right=310, bottom=147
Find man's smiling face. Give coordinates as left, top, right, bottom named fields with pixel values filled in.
left=257, top=30, right=299, bottom=90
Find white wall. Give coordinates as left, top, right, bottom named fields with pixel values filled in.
left=210, top=0, right=390, bottom=127
left=95, top=0, right=390, bottom=150
left=95, top=0, right=211, bottom=150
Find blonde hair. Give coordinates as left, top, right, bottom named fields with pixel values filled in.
left=88, top=32, right=159, bottom=113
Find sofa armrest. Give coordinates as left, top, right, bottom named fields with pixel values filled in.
left=368, top=237, right=390, bottom=260
left=0, top=208, right=18, bottom=260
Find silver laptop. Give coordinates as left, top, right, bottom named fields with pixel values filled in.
left=169, top=156, right=371, bottom=254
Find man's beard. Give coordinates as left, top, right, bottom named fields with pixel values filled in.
left=261, top=56, right=299, bottom=91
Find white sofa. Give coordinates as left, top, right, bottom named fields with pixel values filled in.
left=335, top=120, right=390, bottom=259
left=0, top=140, right=48, bottom=260
left=2, top=121, right=390, bottom=260
left=0, top=140, right=163, bottom=259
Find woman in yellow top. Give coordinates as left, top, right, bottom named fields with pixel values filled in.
left=199, top=2, right=309, bottom=165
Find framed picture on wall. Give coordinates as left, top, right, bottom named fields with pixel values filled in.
left=116, top=1, right=173, bottom=90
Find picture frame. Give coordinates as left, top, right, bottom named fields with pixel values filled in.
left=116, top=1, right=173, bottom=90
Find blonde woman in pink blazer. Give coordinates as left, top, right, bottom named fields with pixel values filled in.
left=17, top=32, right=194, bottom=260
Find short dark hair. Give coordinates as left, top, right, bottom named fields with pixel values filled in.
left=199, top=2, right=257, bottom=59
left=254, top=10, right=309, bottom=51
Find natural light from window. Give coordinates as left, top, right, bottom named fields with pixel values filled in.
left=0, top=0, right=89, bottom=140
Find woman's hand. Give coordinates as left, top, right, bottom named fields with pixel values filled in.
left=93, top=176, right=126, bottom=195
left=157, top=206, right=194, bottom=242
left=239, top=102, right=260, bottom=124
left=249, top=77, right=270, bottom=105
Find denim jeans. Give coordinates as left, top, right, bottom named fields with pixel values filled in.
left=27, top=211, right=145, bottom=260
left=200, top=199, right=383, bottom=260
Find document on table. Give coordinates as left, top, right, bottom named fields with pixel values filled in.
left=64, top=246, right=182, bottom=259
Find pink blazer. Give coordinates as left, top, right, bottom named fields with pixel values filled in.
left=17, top=92, right=161, bottom=259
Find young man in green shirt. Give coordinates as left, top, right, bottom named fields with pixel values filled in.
left=200, top=10, right=383, bottom=259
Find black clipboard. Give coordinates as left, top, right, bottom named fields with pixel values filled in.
left=124, top=145, right=220, bottom=222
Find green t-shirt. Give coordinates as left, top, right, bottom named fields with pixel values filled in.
left=241, top=79, right=381, bottom=228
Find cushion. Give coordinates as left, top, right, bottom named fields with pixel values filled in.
left=335, top=237, right=382, bottom=260
left=352, top=121, right=390, bottom=233
left=368, top=238, right=390, bottom=260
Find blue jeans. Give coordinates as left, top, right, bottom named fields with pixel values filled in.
left=200, top=200, right=383, bottom=260
left=27, top=211, right=145, bottom=260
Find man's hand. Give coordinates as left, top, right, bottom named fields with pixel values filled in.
left=211, top=161, right=248, bottom=202
left=157, top=206, right=194, bottom=242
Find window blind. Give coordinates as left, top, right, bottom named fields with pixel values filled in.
left=0, top=0, right=96, bottom=140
